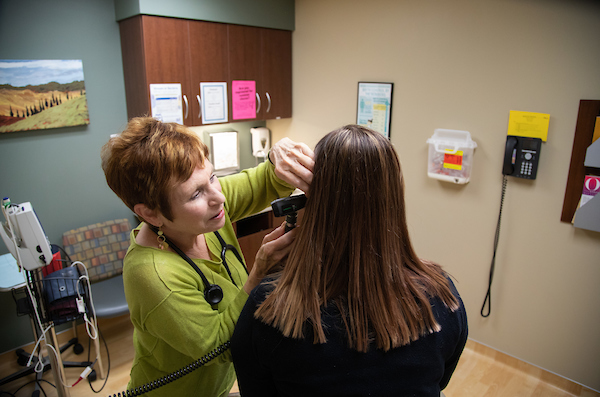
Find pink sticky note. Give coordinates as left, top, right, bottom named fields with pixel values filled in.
left=232, top=80, right=256, bottom=120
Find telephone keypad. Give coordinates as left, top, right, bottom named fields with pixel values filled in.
left=520, top=161, right=533, bottom=176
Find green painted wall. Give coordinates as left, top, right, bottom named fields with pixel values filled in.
left=0, top=0, right=132, bottom=259
left=114, top=0, right=295, bottom=30
left=0, top=0, right=132, bottom=354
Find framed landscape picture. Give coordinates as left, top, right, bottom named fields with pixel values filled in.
left=0, top=59, right=90, bottom=133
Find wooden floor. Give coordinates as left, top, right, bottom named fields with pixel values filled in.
left=443, top=342, right=599, bottom=397
left=0, top=314, right=597, bottom=397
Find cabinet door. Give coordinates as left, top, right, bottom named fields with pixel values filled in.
left=261, top=29, right=292, bottom=119
left=141, top=16, right=193, bottom=124
left=119, top=15, right=149, bottom=119
left=188, top=20, right=229, bottom=125
left=228, top=24, right=262, bottom=122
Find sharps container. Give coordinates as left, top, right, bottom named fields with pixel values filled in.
left=426, top=129, right=477, bottom=184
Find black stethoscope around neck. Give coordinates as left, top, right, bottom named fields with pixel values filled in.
left=150, top=225, right=247, bottom=306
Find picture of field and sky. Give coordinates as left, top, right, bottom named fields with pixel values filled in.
left=0, top=59, right=89, bottom=133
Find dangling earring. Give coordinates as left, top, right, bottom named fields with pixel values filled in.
left=157, top=227, right=166, bottom=250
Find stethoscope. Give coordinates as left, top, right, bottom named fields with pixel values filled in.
left=150, top=226, right=247, bottom=306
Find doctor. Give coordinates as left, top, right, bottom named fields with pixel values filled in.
left=100, top=117, right=313, bottom=397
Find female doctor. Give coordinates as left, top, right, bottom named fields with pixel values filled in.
left=100, top=117, right=314, bottom=397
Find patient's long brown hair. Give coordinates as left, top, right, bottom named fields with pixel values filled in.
left=256, top=125, right=459, bottom=352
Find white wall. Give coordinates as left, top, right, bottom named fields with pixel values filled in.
left=268, top=0, right=600, bottom=391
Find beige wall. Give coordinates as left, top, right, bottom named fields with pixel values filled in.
left=267, top=0, right=600, bottom=391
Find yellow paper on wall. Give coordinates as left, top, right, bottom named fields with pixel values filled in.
left=507, top=110, right=550, bottom=141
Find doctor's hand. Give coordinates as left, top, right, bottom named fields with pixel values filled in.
left=269, top=138, right=314, bottom=193
left=243, top=222, right=297, bottom=295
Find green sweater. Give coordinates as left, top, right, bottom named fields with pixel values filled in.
left=123, top=161, right=293, bottom=397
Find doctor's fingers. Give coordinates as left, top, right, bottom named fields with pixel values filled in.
left=259, top=225, right=297, bottom=257
left=272, top=139, right=314, bottom=169
left=274, top=159, right=314, bottom=193
left=262, top=222, right=297, bottom=247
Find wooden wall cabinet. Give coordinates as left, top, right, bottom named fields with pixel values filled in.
left=119, top=15, right=291, bottom=125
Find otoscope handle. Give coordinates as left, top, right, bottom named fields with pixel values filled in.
left=284, top=213, right=298, bottom=233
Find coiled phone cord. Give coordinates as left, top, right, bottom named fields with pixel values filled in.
left=481, top=175, right=508, bottom=318
left=108, top=341, right=230, bottom=397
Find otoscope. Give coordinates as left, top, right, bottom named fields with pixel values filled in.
left=271, top=194, right=307, bottom=233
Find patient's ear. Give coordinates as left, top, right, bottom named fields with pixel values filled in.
left=133, top=204, right=162, bottom=227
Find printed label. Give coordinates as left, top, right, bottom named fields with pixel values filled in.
left=443, top=151, right=463, bottom=170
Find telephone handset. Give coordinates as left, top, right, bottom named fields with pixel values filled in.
left=502, top=135, right=542, bottom=179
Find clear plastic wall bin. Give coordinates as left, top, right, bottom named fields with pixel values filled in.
left=426, top=129, right=477, bottom=184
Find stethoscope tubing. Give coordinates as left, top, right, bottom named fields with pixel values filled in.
left=149, top=225, right=247, bottom=305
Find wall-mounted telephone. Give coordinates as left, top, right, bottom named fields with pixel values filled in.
left=502, top=135, right=542, bottom=179
left=482, top=134, right=544, bottom=318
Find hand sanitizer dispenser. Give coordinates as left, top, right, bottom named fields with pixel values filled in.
left=250, top=127, right=271, bottom=159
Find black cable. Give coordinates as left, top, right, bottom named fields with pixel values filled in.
left=38, top=381, right=48, bottom=397
left=481, top=175, right=508, bottom=318
left=89, top=328, right=110, bottom=393
left=51, top=244, right=72, bottom=263
left=5, top=378, right=55, bottom=397
left=107, top=342, right=230, bottom=397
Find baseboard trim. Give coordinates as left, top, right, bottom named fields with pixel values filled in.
left=467, top=339, right=599, bottom=395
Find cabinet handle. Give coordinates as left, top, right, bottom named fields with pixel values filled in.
left=266, top=92, right=272, bottom=113
left=197, top=95, right=202, bottom=120
left=256, top=92, right=261, bottom=114
left=183, top=95, right=189, bottom=119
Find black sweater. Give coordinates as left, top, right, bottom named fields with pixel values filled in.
left=231, top=277, right=468, bottom=397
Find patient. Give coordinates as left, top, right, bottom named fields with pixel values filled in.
left=231, top=124, right=468, bottom=397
